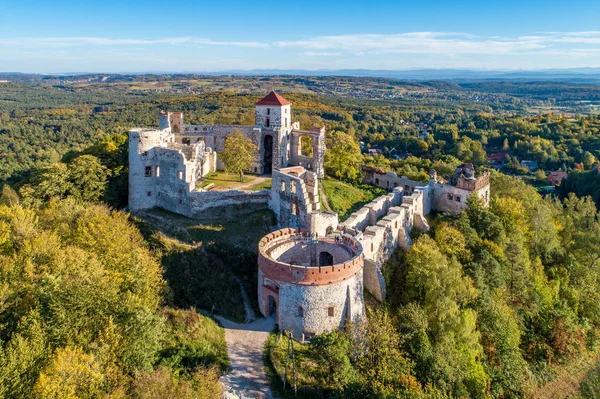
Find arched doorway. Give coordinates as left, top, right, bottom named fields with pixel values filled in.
left=263, top=135, right=273, bottom=174
left=268, top=295, right=277, bottom=317
left=319, top=251, right=334, bottom=266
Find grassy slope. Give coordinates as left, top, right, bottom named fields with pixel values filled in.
left=160, top=308, right=229, bottom=373
left=134, top=205, right=276, bottom=322
left=321, top=178, right=387, bottom=221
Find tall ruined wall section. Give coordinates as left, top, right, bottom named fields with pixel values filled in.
left=290, top=128, right=326, bottom=178
left=269, top=167, right=339, bottom=236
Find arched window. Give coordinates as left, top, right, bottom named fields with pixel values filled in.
left=291, top=203, right=297, bottom=215
left=290, top=180, right=296, bottom=193
left=300, top=135, right=313, bottom=157
left=281, top=181, right=287, bottom=192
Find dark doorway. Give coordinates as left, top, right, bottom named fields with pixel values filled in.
left=268, top=295, right=277, bottom=317
left=263, top=135, right=273, bottom=174
left=319, top=251, right=334, bottom=266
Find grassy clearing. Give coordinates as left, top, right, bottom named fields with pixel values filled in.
left=246, top=178, right=272, bottom=191
left=159, top=308, right=229, bottom=374
left=320, top=178, right=387, bottom=221
left=199, top=171, right=254, bottom=188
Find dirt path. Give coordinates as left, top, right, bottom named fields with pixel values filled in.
left=216, top=316, right=275, bottom=399
left=318, top=181, right=332, bottom=211
left=234, top=276, right=257, bottom=323
left=236, top=176, right=270, bottom=191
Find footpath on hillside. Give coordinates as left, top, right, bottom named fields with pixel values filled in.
left=216, top=315, right=275, bottom=399
left=216, top=279, right=275, bottom=399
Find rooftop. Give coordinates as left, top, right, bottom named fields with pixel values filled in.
left=255, top=91, right=291, bottom=106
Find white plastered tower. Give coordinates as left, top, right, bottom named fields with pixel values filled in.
left=255, top=92, right=293, bottom=173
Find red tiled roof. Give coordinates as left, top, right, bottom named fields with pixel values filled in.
left=255, top=91, right=291, bottom=106
left=548, top=171, right=568, bottom=179
left=487, top=152, right=507, bottom=162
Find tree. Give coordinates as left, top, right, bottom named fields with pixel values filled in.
left=310, top=331, right=356, bottom=391
left=68, top=155, right=110, bottom=202
left=34, top=346, right=105, bottom=399
left=535, top=169, right=547, bottom=182
left=219, top=129, right=258, bottom=182
left=502, top=138, right=510, bottom=151
left=0, top=184, right=19, bottom=206
left=324, top=130, right=363, bottom=182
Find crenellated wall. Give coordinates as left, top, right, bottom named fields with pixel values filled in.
left=258, top=228, right=365, bottom=340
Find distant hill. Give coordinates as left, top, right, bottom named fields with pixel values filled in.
left=2, top=68, right=600, bottom=84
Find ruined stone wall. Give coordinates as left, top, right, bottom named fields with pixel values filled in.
left=129, top=128, right=173, bottom=211
left=269, top=167, right=321, bottom=231
left=290, top=128, right=325, bottom=178
left=432, top=184, right=475, bottom=215
left=339, top=188, right=430, bottom=301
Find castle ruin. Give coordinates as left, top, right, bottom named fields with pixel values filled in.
left=128, top=91, right=491, bottom=341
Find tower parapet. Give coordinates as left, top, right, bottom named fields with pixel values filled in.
left=258, top=228, right=365, bottom=341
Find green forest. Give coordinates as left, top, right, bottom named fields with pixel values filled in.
left=2, top=77, right=600, bottom=398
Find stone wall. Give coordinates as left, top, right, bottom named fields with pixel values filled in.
left=339, top=187, right=430, bottom=301
left=290, top=128, right=325, bottom=178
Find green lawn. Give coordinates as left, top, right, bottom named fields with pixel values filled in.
left=199, top=171, right=257, bottom=189
left=198, top=171, right=271, bottom=191
left=321, top=178, right=387, bottom=221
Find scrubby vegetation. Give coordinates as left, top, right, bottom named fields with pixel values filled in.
left=320, top=178, right=387, bottom=220
left=0, top=198, right=225, bottom=399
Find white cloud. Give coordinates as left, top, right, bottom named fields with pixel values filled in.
left=0, top=36, right=268, bottom=48
left=275, top=31, right=600, bottom=57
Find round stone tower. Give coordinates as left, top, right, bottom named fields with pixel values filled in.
left=258, top=228, right=365, bottom=341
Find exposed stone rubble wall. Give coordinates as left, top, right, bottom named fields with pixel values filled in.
left=339, top=186, right=432, bottom=302
left=268, top=167, right=338, bottom=236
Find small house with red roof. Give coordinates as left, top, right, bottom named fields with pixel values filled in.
left=547, top=171, right=568, bottom=186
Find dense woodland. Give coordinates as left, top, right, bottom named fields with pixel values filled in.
left=2, top=77, right=600, bottom=398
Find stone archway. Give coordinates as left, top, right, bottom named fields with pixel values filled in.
left=263, top=135, right=273, bottom=174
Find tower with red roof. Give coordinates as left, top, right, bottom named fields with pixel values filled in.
left=255, top=91, right=293, bottom=174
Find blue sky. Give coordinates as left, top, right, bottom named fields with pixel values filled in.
left=1, top=0, right=600, bottom=73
